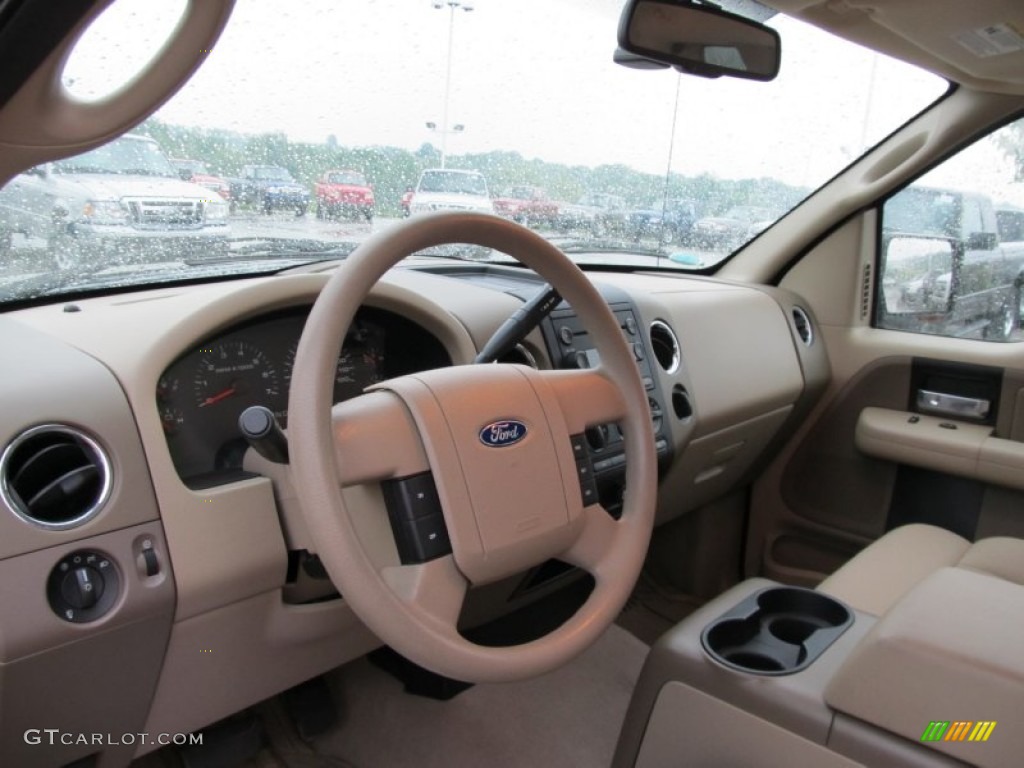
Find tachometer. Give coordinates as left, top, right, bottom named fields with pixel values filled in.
left=282, top=321, right=386, bottom=408
left=193, top=341, right=280, bottom=410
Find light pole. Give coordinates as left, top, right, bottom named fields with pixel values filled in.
left=430, top=0, right=473, bottom=168
left=425, top=122, right=465, bottom=169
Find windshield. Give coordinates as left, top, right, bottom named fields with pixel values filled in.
left=418, top=170, right=488, bottom=196
left=53, top=136, right=177, bottom=177
left=0, top=0, right=946, bottom=305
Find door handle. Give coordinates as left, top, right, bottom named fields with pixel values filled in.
left=916, top=389, right=990, bottom=420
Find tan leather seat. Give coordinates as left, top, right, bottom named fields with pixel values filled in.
left=817, top=523, right=1024, bottom=616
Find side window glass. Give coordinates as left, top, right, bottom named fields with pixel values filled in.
left=876, top=116, right=1024, bottom=341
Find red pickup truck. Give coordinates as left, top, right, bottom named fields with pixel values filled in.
left=492, top=185, right=559, bottom=228
left=314, top=169, right=375, bottom=221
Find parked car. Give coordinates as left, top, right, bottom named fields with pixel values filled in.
left=625, top=198, right=697, bottom=244
left=555, top=192, right=628, bottom=236
left=3, top=1, right=1024, bottom=767
left=170, top=158, right=231, bottom=201
left=996, top=203, right=1024, bottom=245
left=408, top=168, right=493, bottom=215
left=492, top=185, right=559, bottom=227
left=0, top=134, right=229, bottom=269
left=690, top=205, right=773, bottom=249
left=229, top=165, right=309, bottom=216
left=314, top=169, right=374, bottom=221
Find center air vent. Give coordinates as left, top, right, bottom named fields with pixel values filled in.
left=0, top=425, right=111, bottom=530
left=649, top=320, right=681, bottom=374
left=792, top=307, right=814, bottom=346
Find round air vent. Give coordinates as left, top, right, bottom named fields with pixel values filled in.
left=649, top=320, right=681, bottom=374
left=792, top=307, right=814, bottom=346
left=0, top=425, right=111, bottom=530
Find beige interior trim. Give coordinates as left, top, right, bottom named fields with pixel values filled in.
left=634, top=681, right=864, bottom=768
left=855, top=407, right=993, bottom=475
left=857, top=406, right=1024, bottom=493
left=817, top=524, right=969, bottom=616
left=769, top=0, right=1024, bottom=94
left=958, top=537, right=1024, bottom=585
left=825, top=567, right=1024, bottom=767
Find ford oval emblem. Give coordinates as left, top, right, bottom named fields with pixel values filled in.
left=479, top=420, right=528, bottom=448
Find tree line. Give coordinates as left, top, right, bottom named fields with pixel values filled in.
left=136, top=118, right=809, bottom=218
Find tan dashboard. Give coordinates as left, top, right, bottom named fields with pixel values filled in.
left=0, top=261, right=825, bottom=764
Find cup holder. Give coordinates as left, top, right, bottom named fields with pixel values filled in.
left=701, top=586, right=852, bottom=676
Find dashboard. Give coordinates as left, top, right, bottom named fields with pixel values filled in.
left=0, top=260, right=825, bottom=764
left=156, top=306, right=451, bottom=486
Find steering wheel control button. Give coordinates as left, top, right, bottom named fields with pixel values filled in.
left=406, top=514, right=452, bottom=562
left=47, top=550, right=120, bottom=623
left=382, top=473, right=453, bottom=563
left=571, top=433, right=600, bottom=507
left=570, top=434, right=588, bottom=460
left=383, top=472, right=442, bottom=521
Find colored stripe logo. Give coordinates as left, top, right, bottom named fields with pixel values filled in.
left=921, top=721, right=996, bottom=742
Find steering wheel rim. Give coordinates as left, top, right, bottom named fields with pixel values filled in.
left=288, top=211, right=657, bottom=682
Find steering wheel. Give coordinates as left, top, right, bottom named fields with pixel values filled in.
left=287, top=212, right=657, bottom=683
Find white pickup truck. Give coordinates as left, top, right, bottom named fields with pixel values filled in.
left=0, top=134, right=229, bottom=270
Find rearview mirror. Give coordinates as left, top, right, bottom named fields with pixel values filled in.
left=617, top=0, right=780, bottom=81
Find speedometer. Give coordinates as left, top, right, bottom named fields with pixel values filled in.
left=193, top=341, right=280, bottom=410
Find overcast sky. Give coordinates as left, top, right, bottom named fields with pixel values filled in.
left=65, top=0, right=959, bottom=190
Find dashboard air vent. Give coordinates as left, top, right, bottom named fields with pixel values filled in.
left=649, top=320, right=680, bottom=374
left=792, top=307, right=814, bottom=346
left=0, top=425, right=111, bottom=530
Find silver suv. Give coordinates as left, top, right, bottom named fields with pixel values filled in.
left=0, top=134, right=229, bottom=269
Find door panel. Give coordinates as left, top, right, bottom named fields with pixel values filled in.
left=747, top=213, right=1024, bottom=586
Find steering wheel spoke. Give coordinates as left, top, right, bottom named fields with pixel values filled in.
left=560, top=504, right=621, bottom=574
left=331, top=390, right=430, bottom=486
left=540, top=368, right=627, bottom=434
left=381, top=556, right=468, bottom=632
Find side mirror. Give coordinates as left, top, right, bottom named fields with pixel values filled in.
left=617, top=0, right=781, bottom=81
left=881, top=235, right=957, bottom=315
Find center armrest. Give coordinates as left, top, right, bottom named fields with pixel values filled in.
left=825, top=566, right=1024, bottom=767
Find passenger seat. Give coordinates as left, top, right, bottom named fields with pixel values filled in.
left=817, top=523, right=1024, bottom=616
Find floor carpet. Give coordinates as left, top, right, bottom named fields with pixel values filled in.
left=307, top=624, right=649, bottom=768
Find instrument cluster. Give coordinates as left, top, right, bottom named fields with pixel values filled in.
left=157, top=306, right=451, bottom=486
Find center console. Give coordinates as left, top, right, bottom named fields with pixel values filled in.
left=611, top=578, right=974, bottom=768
